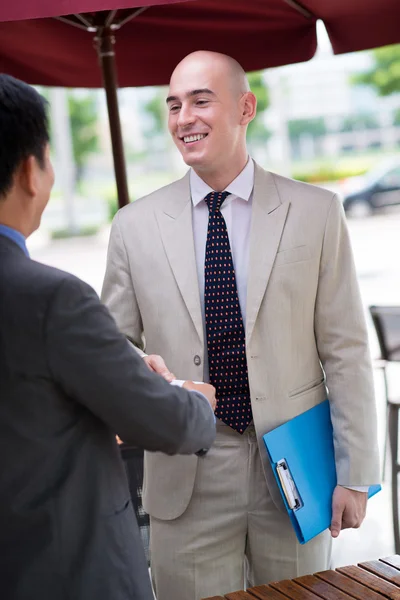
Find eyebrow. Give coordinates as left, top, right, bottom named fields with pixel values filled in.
left=166, top=88, right=216, bottom=104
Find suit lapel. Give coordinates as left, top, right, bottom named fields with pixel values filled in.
left=246, top=165, right=290, bottom=343
left=155, top=173, right=204, bottom=344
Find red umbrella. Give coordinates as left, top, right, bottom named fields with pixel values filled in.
left=1, top=0, right=399, bottom=206
left=2, top=1, right=400, bottom=88
left=0, top=1, right=197, bottom=206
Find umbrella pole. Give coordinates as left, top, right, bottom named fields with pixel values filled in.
left=95, top=28, right=130, bottom=208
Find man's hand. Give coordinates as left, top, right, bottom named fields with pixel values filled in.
left=330, top=486, right=368, bottom=538
left=183, top=381, right=217, bottom=412
left=143, top=354, right=175, bottom=382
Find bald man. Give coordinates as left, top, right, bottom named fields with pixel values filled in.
left=102, top=51, right=380, bottom=599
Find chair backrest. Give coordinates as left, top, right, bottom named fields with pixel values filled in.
left=369, top=305, right=400, bottom=362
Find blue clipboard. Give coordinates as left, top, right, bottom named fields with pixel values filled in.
left=263, top=399, right=381, bottom=545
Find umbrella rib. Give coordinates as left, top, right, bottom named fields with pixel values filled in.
left=282, top=0, right=314, bottom=19
left=73, top=13, right=95, bottom=28
left=105, top=10, right=118, bottom=28
left=113, top=7, right=149, bottom=29
left=54, top=15, right=93, bottom=32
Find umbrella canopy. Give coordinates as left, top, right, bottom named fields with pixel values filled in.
left=1, top=0, right=399, bottom=208
left=1, top=0, right=399, bottom=88
left=0, top=0, right=189, bottom=22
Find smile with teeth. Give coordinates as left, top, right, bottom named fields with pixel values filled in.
left=182, top=133, right=208, bottom=144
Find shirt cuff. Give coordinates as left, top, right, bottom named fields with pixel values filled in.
left=341, top=485, right=369, bottom=493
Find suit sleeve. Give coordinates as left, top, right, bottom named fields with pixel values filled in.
left=101, top=211, right=146, bottom=357
left=45, top=276, right=215, bottom=454
left=314, top=194, right=380, bottom=486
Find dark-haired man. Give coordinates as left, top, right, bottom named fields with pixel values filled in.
left=0, top=73, right=216, bottom=600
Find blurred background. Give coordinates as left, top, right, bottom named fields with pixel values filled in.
left=27, top=21, right=400, bottom=568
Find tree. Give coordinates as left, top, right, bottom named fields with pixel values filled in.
left=67, top=91, right=99, bottom=183
left=143, top=88, right=166, bottom=137
left=247, top=71, right=270, bottom=143
left=353, top=44, right=400, bottom=96
left=339, top=114, right=378, bottom=132
left=288, top=118, right=326, bottom=140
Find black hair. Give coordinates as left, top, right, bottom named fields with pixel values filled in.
left=0, top=74, right=49, bottom=199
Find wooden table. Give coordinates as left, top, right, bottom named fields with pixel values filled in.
left=202, top=555, right=400, bottom=599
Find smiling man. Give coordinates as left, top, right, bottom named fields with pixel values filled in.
left=102, top=51, right=380, bottom=600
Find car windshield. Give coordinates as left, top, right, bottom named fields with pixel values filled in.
left=364, top=160, right=400, bottom=187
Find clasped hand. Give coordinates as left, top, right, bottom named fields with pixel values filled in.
left=143, top=354, right=216, bottom=411
left=330, top=486, right=367, bottom=538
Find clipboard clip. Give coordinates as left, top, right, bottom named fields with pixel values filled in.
left=276, top=459, right=303, bottom=511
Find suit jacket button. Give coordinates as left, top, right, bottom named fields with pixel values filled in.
left=194, top=355, right=201, bottom=366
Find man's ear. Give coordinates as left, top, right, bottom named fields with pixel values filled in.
left=240, top=92, right=257, bottom=126
left=18, top=156, right=38, bottom=198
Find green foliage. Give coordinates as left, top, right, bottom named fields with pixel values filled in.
left=340, top=114, right=379, bottom=132
left=293, top=164, right=368, bottom=184
left=68, top=92, right=99, bottom=182
left=288, top=118, right=326, bottom=140
left=143, top=88, right=166, bottom=137
left=51, top=225, right=99, bottom=239
left=106, top=191, right=134, bottom=222
left=40, top=87, right=99, bottom=185
left=107, top=194, right=120, bottom=222
left=353, top=44, right=400, bottom=96
left=291, top=155, right=380, bottom=184
left=247, top=71, right=270, bottom=143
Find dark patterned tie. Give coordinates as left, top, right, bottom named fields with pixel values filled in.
left=204, top=191, right=253, bottom=434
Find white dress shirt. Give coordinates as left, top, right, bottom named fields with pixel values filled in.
left=189, top=159, right=367, bottom=494
left=190, top=157, right=254, bottom=324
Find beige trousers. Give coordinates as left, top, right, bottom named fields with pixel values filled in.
left=150, top=422, right=331, bottom=600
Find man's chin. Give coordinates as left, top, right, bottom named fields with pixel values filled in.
left=179, top=152, right=209, bottom=170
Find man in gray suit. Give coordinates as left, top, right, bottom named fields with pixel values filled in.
left=102, top=52, right=380, bottom=599
left=0, top=74, right=216, bottom=600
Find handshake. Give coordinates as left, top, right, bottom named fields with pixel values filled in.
left=181, top=381, right=217, bottom=411
left=143, top=354, right=217, bottom=412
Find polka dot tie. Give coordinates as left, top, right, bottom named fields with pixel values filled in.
left=204, top=191, right=253, bottom=434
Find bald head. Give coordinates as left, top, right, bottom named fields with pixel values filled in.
left=167, top=50, right=256, bottom=190
left=170, top=51, right=250, bottom=99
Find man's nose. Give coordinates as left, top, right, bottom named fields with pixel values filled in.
left=177, top=104, right=195, bottom=128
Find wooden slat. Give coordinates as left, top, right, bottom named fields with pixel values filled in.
left=381, top=557, right=400, bottom=571
left=203, top=556, right=400, bottom=600
left=270, top=579, right=321, bottom=599
left=225, top=592, right=258, bottom=600
left=294, top=574, right=354, bottom=599
left=337, top=566, right=400, bottom=599
left=316, top=569, right=387, bottom=599
left=359, top=561, right=400, bottom=586
left=247, top=585, right=290, bottom=599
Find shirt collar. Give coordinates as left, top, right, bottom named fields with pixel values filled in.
left=190, top=158, right=255, bottom=207
left=0, top=224, right=29, bottom=257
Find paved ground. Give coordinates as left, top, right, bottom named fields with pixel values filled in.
left=27, top=204, right=400, bottom=568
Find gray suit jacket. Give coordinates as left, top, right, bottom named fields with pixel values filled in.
left=102, top=163, right=380, bottom=520
left=0, top=234, right=215, bottom=600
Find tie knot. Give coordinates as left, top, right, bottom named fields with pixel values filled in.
left=204, top=191, right=230, bottom=213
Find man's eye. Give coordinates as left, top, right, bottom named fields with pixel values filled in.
left=169, top=105, right=180, bottom=112
left=196, top=100, right=209, bottom=106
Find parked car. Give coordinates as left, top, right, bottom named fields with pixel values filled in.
left=341, top=160, right=400, bottom=217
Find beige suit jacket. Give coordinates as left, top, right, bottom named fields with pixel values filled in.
left=101, top=163, right=380, bottom=520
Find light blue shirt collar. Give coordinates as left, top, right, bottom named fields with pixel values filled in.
left=0, top=224, right=29, bottom=257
